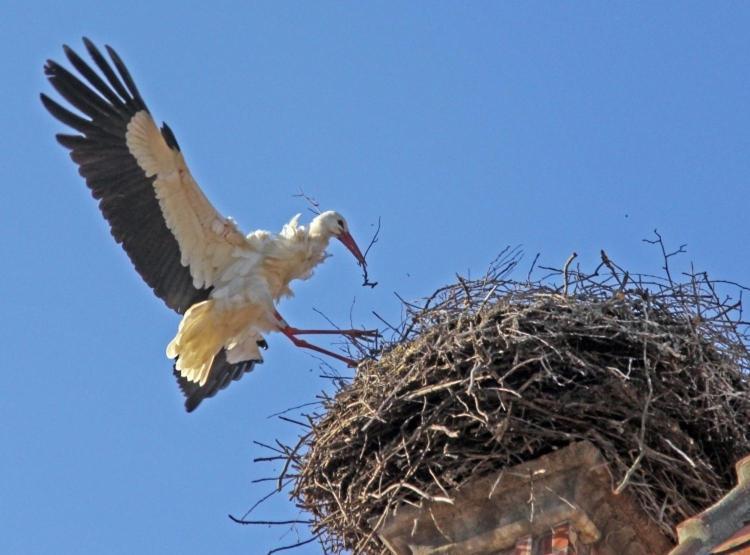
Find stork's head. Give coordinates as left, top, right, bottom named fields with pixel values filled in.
left=310, top=211, right=366, bottom=267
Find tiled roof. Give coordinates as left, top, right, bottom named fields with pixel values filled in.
left=712, top=523, right=750, bottom=554
left=668, top=453, right=750, bottom=555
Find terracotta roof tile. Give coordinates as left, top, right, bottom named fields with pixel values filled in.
left=669, top=454, right=750, bottom=555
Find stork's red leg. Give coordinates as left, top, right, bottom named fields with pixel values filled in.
left=280, top=328, right=359, bottom=367
left=273, top=310, right=373, bottom=367
left=273, top=311, right=378, bottom=338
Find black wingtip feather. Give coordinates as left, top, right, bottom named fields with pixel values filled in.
left=160, top=123, right=180, bottom=151
left=46, top=62, right=121, bottom=123
left=81, top=38, right=133, bottom=105
left=41, top=93, right=94, bottom=136
left=63, top=44, right=127, bottom=109
left=105, top=44, right=148, bottom=112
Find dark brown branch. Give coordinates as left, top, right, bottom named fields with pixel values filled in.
left=563, top=251, right=578, bottom=296
left=267, top=535, right=320, bottom=555
left=267, top=401, right=321, bottom=419
left=643, top=229, right=687, bottom=285
left=292, top=188, right=322, bottom=215
left=527, top=252, right=540, bottom=282
left=360, top=217, right=381, bottom=288
left=228, top=515, right=312, bottom=526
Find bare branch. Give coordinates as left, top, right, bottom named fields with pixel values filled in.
left=292, top=187, right=322, bottom=215
left=228, top=516, right=312, bottom=526
left=563, top=251, right=578, bottom=296
left=267, top=535, right=320, bottom=555
left=360, top=217, right=381, bottom=288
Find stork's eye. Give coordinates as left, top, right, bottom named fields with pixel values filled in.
left=337, top=219, right=344, bottom=228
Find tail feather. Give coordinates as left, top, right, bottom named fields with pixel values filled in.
left=168, top=300, right=225, bottom=385
left=174, top=348, right=261, bottom=412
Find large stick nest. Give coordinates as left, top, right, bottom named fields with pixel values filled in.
left=280, top=245, right=750, bottom=553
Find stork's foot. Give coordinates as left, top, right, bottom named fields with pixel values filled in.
left=335, top=328, right=379, bottom=339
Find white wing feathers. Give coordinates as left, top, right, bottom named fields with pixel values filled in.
left=125, top=110, right=248, bottom=289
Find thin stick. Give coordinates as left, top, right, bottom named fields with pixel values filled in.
left=360, top=217, right=381, bottom=288
left=563, top=252, right=578, bottom=296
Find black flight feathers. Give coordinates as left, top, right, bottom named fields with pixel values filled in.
left=174, top=354, right=259, bottom=413
left=41, top=38, right=203, bottom=314
left=42, top=38, right=255, bottom=411
left=160, top=122, right=181, bottom=151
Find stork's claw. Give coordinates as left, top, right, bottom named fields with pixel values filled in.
left=339, top=328, right=379, bottom=339
left=280, top=326, right=379, bottom=339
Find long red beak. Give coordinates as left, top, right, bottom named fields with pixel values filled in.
left=338, top=231, right=366, bottom=267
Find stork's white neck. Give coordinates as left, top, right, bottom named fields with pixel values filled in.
left=308, top=218, right=336, bottom=242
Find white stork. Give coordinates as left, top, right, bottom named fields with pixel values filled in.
left=41, top=39, right=376, bottom=411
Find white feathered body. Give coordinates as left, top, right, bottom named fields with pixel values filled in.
left=166, top=215, right=333, bottom=386
left=121, top=110, right=337, bottom=385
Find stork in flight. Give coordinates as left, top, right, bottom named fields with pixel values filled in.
left=41, top=39, right=376, bottom=411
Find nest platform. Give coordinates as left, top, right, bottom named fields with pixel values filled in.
left=281, top=249, right=750, bottom=554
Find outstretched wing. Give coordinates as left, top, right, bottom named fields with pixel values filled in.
left=41, top=38, right=247, bottom=313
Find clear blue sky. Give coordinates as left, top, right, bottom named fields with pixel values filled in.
left=2, top=2, right=749, bottom=554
